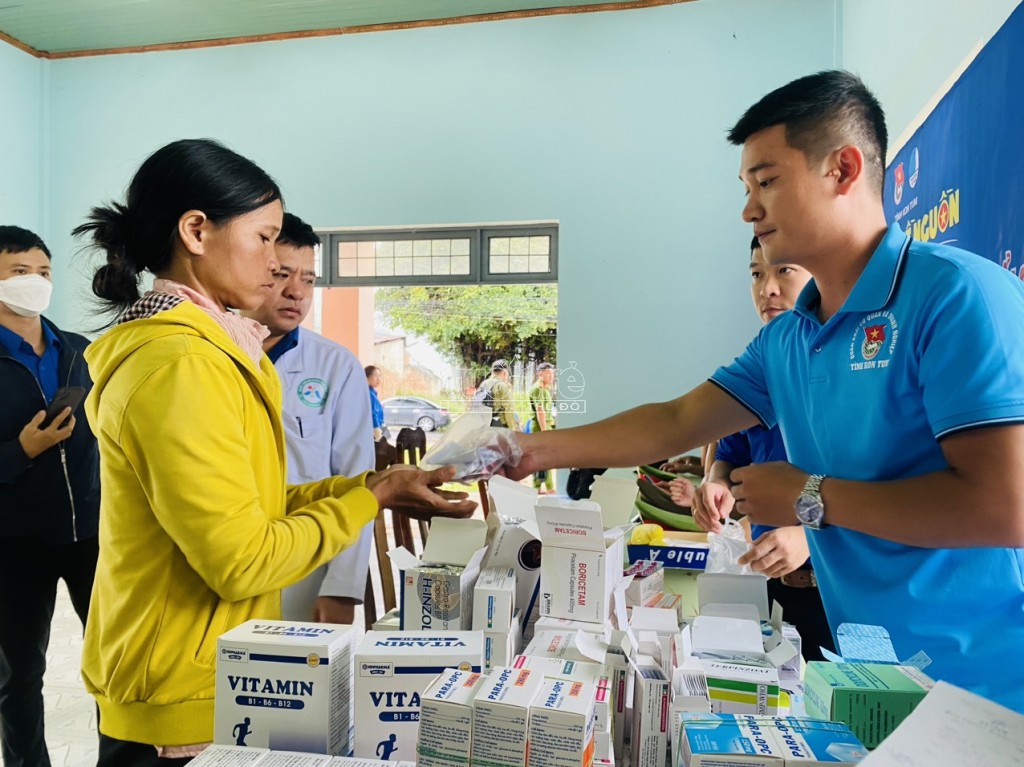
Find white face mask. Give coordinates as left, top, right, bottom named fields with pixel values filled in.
left=0, top=274, right=53, bottom=318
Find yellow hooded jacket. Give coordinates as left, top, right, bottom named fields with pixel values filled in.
left=82, top=301, right=377, bottom=745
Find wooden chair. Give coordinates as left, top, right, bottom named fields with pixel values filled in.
left=361, top=433, right=431, bottom=630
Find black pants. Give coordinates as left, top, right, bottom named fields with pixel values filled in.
left=0, top=536, right=98, bottom=767
left=767, top=576, right=836, bottom=662
left=97, top=736, right=194, bottom=767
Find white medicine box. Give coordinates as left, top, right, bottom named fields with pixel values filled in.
left=388, top=517, right=488, bottom=631
left=535, top=498, right=625, bottom=625
left=214, top=620, right=356, bottom=755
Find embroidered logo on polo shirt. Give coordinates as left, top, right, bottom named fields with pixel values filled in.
left=849, top=311, right=899, bottom=371
left=298, top=377, right=329, bottom=408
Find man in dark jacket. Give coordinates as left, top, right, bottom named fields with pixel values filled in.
left=0, top=226, right=99, bottom=767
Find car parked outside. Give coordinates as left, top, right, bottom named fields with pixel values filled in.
left=381, top=396, right=450, bottom=432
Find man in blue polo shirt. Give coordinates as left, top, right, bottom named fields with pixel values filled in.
left=243, top=212, right=375, bottom=624
left=696, top=236, right=834, bottom=661
left=511, top=70, right=1024, bottom=711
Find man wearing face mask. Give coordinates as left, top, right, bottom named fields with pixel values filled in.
left=0, top=225, right=100, bottom=767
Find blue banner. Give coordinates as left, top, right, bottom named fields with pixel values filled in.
left=884, top=3, right=1024, bottom=275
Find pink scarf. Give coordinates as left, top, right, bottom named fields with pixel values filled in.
left=152, top=279, right=269, bottom=366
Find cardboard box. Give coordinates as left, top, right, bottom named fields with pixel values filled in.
left=535, top=498, right=626, bottom=624
left=484, top=609, right=524, bottom=672
left=473, top=566, right=517, bottom=632
left=534, top=616, right=614, bottom=641
left=624, top=560, right=665, bottom=607
left=804, top=662, right=934, bottom=748
left=644, top=592, right=685, bottom=623
left=416, top=668, right=484, bottom=767
left=471, top=666, right=546, bottom=767
left=483, top=478, right=543, bottom=635
left=389, top=518, right=488, bottom=631
left=186, top=746, right=418, bottom=767
left=214, top=621, right=355, bottom=755
left=679, top=714, right=869, bottom=766
left=630, top=658, right=670, bottom=767
left=697, top=573, right=771, bottom=621
left=528, top=678, right=597, bottom=767
left=626, top=530, right=709, bottom=571
left=352, top=631, right=483, bottom=760
left=524, top=630, right=610, bottom=665
left=372, top=608, right=400, bottom=632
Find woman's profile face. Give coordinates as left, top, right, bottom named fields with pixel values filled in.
left=196, top=199, right=284, bottom=311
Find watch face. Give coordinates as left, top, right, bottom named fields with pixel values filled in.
left=796, top=493, right=824, bottom=527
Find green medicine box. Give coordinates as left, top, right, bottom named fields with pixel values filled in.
left=804, top=661, right=934, bottom=748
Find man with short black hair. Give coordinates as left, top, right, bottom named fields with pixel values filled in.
left=0, top=225, right=100, bottom=766
left=242, top=213, right=374, bottom=624
left=481, top=359, right=517, bottom=429
left=694, top=235, right=833, bottom=660
left=510, top=70, right=1024, bottom=711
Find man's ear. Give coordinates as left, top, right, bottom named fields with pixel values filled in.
left=828, top=145, right=866, bottom=195
left=177, top=210, right=209, bottom=256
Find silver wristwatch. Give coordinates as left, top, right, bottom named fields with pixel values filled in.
left=795, top=473, right=827, bottom=529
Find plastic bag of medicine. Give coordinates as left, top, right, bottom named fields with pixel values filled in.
left=420, top=411, right=523, bottom=482
left=705, top=519, right=757, bottom=575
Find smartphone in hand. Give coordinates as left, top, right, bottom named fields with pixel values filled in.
left=40, top=386, right=87, bottom=429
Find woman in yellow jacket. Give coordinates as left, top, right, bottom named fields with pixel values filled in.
left=74, top=139, right=474, bottom=767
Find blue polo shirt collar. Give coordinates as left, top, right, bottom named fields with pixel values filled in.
left=266, top=326, right=300, bottom=365
left=0, top=320, right=61, bottom=358
left=793, top=224, right=911, bottom=322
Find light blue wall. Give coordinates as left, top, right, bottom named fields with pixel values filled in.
left=842, top=0, right=1021, bottom=143
left=44, top=0, right=837, bottom=426
left=0, top=40, right=44, bottom=233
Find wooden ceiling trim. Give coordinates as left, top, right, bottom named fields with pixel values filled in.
left=35, top=0, right=694, bottom=60
left=1, top=28, right=44, bottom=58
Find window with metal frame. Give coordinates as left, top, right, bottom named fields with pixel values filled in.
left=317, top=224, right=558, bottom=287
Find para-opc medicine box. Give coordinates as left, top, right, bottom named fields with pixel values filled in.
left=679, top=714, right=869, bottom=766
left=214, top=621, right=355, bottom=755
left=527, top=678, right=597, bottom=767
left=416, top=668, right=484, bottom=767
left=472, top=666, right=546, bottom=767
left=352, top=631, right=483, bottom=761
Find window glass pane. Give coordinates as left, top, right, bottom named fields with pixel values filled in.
left=490, top=255, right=509, bottom=274
left=339, top=259, right=357, bottom=277
left=338, top=242, right=357, bottom=260
left=413, top=257, right=432, bottom=275
left=451, top=238, right=470, bottom=256
left=357, top=240, right=375, bottom=259
left=451, top=256, right=471, bottom=275
left=529, top=236, right=550, bottom=255
left=490, top=237, right=509, bottom=256
left=432, top=239, right=451, bottom=256
left=395, top=257, right=413, bottom=276
left=510, top=255, right=530, bottom=273
left=413, top=240, right=431, bottom=257
left=395, top=241, right=413, bottom=258
left=509, top=237, right=529, bottom=256
left=376, top=259, right=395, bottom=277
left=357, top=258, right=375, bottom=277
left=432, top=256, right=451, bottom=275
left=376, top=241, right=394, bottom=258
left=529, top=255, right=550, bottom=273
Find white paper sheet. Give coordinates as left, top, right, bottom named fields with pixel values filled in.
left=860, top=681, right=1024, bottom=767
